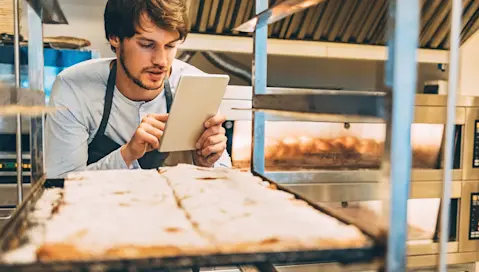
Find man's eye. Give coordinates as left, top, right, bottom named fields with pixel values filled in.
left=140, top=43, right=154, bottom=48
left=166, top=44, right=176, bottom=49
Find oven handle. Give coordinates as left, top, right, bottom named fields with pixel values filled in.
left=0, top=214, right=12, bottom=220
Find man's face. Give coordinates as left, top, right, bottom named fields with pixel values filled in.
left=111, top=14, right=180, bottom=91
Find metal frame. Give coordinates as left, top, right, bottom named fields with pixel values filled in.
left=6, top=0, right=61, bottom=222
left=242, top=0, right=462, bottom=271
left=3, top=0, right=464, bottom=271
left=27, top=1, right=46, bottom=184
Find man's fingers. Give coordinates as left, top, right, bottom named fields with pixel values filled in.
left=146, top=113, right=169, bottom=122
left=196, top=125, right=225, bottom=149
left=139, top=123, right=164, bottom=140
left=205, top=134, right=227, bottom=148
left=205, top=114, right=226, bottom=128
left=142, top=116, right=166, bottom=131
left=200, top=141, right=226, bottom=157
left=205, top=152, right=222, bottom=165
left=136, top=127, right=160, bottom=149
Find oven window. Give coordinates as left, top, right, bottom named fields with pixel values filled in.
left=231, top=121, right=457, bottom=171
left=323, top=198, right=458, bottom=243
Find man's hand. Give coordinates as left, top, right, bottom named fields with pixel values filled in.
left=194, top=114, right=227, bottom=167
left=121, top=114, right=168, bottom=166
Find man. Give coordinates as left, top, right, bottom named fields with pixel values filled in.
left=45, top=0, right=231, bottom=178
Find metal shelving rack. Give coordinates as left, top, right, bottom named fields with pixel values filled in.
left=2, top=0, right=67, bottom=204
left=233, top=0, right=463, bottom=271
left=2, top=0, right=464, bottom=271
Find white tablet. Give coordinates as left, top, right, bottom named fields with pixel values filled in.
left=158, top=74, right=230, bottom=153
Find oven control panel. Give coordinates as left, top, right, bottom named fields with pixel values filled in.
left=469, top=193, right=479, bottom=240
left=0, top=159, right=31, bottom=172
left=473, top=121, right=479, bottom=168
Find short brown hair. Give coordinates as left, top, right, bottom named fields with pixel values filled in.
left=104, top=0, right=189, bottom=52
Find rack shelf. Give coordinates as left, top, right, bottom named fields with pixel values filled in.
left=0, top=86, right=50, bottom=116
left=253, top=91, right=386, bottom=120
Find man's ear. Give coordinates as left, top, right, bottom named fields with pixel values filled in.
left=109, top=35, right=121, bottom=50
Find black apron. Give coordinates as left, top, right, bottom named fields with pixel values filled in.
left=86, top=61, right=173, bottom=169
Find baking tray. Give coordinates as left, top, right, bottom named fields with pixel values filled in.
left=0, top=172, right=386, bottom=272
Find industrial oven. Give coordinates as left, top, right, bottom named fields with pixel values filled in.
left=220, top=86, right=479, bottom=269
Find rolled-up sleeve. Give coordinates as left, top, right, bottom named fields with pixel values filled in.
left=45, top=76, right=137, bottom=179
left=214, top=150, right=232, bottom=168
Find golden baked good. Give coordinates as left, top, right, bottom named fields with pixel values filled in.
left=162, top=165, right=368, bottom=254
left=3, top=166, right=369, bottom=263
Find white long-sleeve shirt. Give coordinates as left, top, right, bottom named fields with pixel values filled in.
left=45, top=58, right=231, bottom=179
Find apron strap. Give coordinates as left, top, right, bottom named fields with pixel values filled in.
left=164, top=78, right=173, bottom=113
left=97, top=61, right=117, bottom=136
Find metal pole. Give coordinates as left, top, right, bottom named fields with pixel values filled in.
left=251, top=0, right=267, bottom=174
left=13, top=0, right=23, bottom=204
left=28, top=1, right=46, bottom=183
left=438, top=0, right=462, bottom=270
left=384, top=0, right=420, bottom=271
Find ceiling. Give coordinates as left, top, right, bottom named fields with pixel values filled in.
left=187, top=0, right=479, bottom=50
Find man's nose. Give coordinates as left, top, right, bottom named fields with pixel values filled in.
left=152, top=48, right=168, bottom=67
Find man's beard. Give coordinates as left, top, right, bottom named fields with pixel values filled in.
left=119, top=46, right=164, bottom=91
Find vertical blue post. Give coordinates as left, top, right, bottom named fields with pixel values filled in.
left=251, top=0, right=268, bottom=174
left=28, top=2, right=46, bottom=183
left=439, top=0, right=462, bottom=271
left=384, top=0, right=419, bottom=271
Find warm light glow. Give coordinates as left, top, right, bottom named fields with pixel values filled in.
left=232, top=121, right=444, bottom=171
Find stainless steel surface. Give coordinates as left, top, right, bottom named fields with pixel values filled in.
left=0, top=152, right=31, bottom=160
left=0, top=116, right=32, bottom=134
left=281, top=181, right=461, bottom=202
left=0, top=184, right=31, bottom=206
left=241, top=108, right=385, bottom=123
left=406, top=253, right=477, bottom=270
left=264, top=170, right=463, bottom=184
left=202, top=52, right=252, bottom=84
left=409, top=181, right=461, bottom=199
left=264, top=170, right=379, bottom=184
left=0, top=87, right=47, bottom=110
left=411, top=169, right=463, bottom=182
left=439, top=0, right=462, bottom=270
left=28, top=3, right=46, bottom=184
left=26, top=0, right=68, bottom=24
left=384, top=0, right=420, bottom=270
left=233, top=0, right=325, bottom=33
left=190, top=0, right=479, bottom=50
left=228, top=95, right=467, bottom=124
left=414, top=106, right=465, bottom=125
left=462, top=108, right=479, bottom=180
left=0, top=209, right=13, bottom=221
left=213, top=258, right=475, bottom=272
left=0, top=172, right=31, bottom=177
left=30, top=115, right=44, bottom=183
left=251, top=0, right=267, bottom=175
left=13, top=0, right=23, bottom=206
left=416, top=94, right=479, bottom=108
left=459, top=181, right=479, bottom=253
left=408, top=242, right=458, bottom=256
left=0, top=209, right=13, bottom=230
left=225, top=86, right=479, bottom=108
left=252, top=91, right=386, bottom=120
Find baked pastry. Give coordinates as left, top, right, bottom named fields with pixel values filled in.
left=37, top=169, right=214, bottom=261
left=161, top=164, right=368, bottom=253
left=3, top=166, right=369, bottom=263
